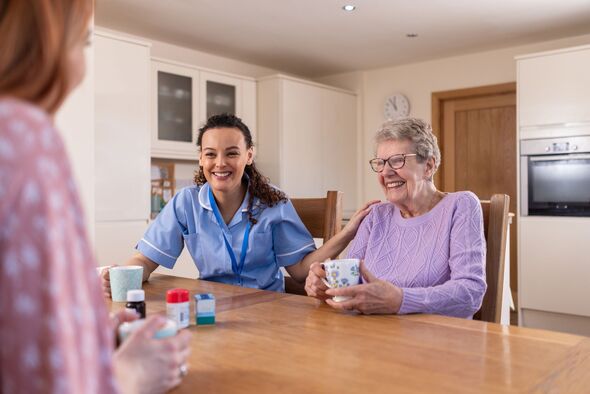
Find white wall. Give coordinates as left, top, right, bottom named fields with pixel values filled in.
left=317, top=33, right=590, bottom=203
left=96, top=27, right=279, bottom=79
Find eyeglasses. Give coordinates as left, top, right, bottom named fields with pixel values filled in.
left=369, top=153, right=418, bottom=172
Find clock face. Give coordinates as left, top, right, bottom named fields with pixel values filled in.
left=384, top=94, right=410, bottom=120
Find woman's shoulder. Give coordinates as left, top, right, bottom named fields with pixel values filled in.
left=0, top=98, right=51, bottom=137
left=447, top=191, right=480, bottom=205
left=443, top=191, right=482, bottom=214
left=0, top=98, right=59, bottom=177
left=175, top=184, right=201, bottom=201
left=363, top=201, right=396, bottom=225
left=0, top=97, right=49, bottom=122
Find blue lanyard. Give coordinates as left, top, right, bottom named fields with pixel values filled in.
left=208, top=188, right=251, bottom=279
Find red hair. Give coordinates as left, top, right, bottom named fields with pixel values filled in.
left=0, top=0, right=93, bottom=113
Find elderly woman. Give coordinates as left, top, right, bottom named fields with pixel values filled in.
left=305, top=118, right=486, bottom=318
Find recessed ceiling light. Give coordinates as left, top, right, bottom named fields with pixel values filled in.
left=342, top=5, right=356, bottom=11
left=406, top=33, right=418, bottom=38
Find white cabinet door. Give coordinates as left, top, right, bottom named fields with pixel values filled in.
left=95, top=34, right=150, bottom=222
left=95, top=221, right=148, bottom=266
left=322, top=88, right=357, bottom=216
left=241, top=79, right=257, bottom=143
left=519, top=217, right=590, bottom=318
left=56, top=43, right=95, bottom=240
left=151, top=60, right=200, bottom=160
left=281, top=79, right=324, bottom=198
left=257, top=75, right=358, bottom=214
left=518, top=47, right=590, bottom=127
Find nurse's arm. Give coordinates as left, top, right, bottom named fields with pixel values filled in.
left=124, top=253, right=159, bottom=282
left=284, top=199, right=379, bottom=283
left=284, top=229, right=354, bottom=282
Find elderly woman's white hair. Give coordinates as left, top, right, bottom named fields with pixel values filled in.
left=375, top=117, right=442, bottom=175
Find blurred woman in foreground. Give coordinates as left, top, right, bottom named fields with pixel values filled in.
left=0, top=1, right=190, bottom=392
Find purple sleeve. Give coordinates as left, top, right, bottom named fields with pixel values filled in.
left=398, top=193, right=487, bottom=318
left=345, top=205, right=375, bottom=260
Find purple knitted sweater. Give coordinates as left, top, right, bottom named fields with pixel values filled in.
left=347, top=191, right=486, bottom=318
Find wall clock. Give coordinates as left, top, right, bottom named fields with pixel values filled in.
left=384, top=93, right=410, bottom=120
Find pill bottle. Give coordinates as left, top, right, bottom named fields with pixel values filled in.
left=126, top=289, right=146, bottom=318
left=166, top=288, right=190, bottom=329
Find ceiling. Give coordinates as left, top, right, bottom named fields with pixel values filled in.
left=96, top=0, right=590, bottom=78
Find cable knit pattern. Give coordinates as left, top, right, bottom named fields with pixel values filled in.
left=347, top=191, right=486, bottom=318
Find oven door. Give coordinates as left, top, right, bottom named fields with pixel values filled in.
left=523, top=153, right=590, bottom=216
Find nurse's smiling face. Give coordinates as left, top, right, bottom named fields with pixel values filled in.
left=199, top=127, right=253, bottom=196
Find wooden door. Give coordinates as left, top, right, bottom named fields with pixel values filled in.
left=432, top=83, right=517, bottom=294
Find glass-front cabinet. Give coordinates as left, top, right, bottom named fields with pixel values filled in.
left=151, top=58, right=256, bottom=160
left=200, top=71, right=241, bottom=121
left=152, top=60, right=199, bottom=160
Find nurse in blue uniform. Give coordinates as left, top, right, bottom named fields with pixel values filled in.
left=102, top=113, right=376, bottom=296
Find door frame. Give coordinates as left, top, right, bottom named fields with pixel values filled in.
left=431, top=82, right=516, bottom=188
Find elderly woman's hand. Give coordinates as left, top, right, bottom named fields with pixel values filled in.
left=340, top=200, right=380, bottom=240
left=304, top=261, right=331, bottom=300
left=325, top=261, right=403, bottom=314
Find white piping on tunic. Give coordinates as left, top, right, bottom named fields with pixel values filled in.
left=276, top=242, right=315, bottom=257
left=139, top=238, right=177, bottom=259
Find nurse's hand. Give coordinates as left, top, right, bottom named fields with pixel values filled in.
left=100, top=265, right=116, bottom=299
left=305, top=262, right=330, bottom=301
left=340, top=200, right=380, bottom=240
left=325, top=261, right=402, bottom=315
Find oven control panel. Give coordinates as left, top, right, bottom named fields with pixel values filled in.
left=521, top=135, right=590, bottom=156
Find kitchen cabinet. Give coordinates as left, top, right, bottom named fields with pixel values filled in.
left=517, top=44, right=590, bottom=129
left=151, top=59, right=257, bottom=160
left=516, top=44, right=590, bottom=336
left=257, top=75, right=358, bottom=217
left=151, top=59, right=199, bottom=160
left=94, top=31, right=151, bottom=265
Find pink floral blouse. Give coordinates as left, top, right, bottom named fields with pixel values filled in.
left=0, top=98, right=118, bottom=393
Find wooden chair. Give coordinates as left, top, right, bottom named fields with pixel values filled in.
left=284, top=191, right=343, bottom=295
left=474, top=194, right=511, bottom=323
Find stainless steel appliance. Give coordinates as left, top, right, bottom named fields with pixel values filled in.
left=521, top=135, right=590, bottom=216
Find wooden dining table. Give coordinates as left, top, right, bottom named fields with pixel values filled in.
left=108, top=274, right=590, bottom=393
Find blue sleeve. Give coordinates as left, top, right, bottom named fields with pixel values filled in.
left=272, top=200, right=316, bottom=267
left=136, top=191, right=189, bottom=269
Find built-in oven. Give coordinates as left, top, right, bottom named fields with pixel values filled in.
left=521, top=135, right=590, bottom=217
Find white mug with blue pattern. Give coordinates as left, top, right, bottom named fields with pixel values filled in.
left=321, top=258, right=361, bottom=302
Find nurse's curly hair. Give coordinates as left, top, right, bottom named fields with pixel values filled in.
left=194, top=113, right=287, bottom=225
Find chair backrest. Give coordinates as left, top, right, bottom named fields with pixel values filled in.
left=285, top=191, right=343, bottom=295
left=475, top=194, right=511, bottom=323
left=291, top=191, right=343, bottom=243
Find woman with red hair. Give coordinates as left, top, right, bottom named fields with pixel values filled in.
left=0, top=1, right=190, bottom=392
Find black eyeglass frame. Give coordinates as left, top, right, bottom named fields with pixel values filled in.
left=369, top=153, right=418, bottom=172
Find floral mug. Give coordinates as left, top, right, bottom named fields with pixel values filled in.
left=321, top=258, right=361, bottom=302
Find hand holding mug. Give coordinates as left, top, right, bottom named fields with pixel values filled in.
left=99, top=265, right=116, bottom=299
left=325, top=261, right=403, bottom=314
left=305, top=261, right=331, bottom=300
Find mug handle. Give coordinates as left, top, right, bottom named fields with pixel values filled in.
left=319, top=262, right=333, bottom=288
